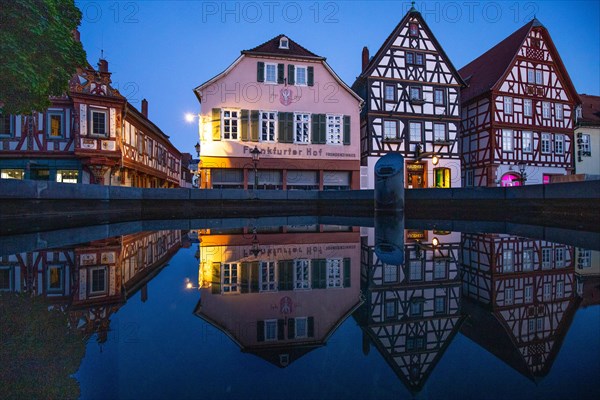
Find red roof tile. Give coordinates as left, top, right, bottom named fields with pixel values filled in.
left=242, top=34, right=324, bottom=60
left=579, top=94, right=600, bottom=125
left=459, top=20, right=535, bottom=103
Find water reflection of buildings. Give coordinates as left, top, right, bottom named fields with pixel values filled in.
left=575, top=247, right=600, bottom=308
left=460, top=234, right=581, bottom=380
left=0, top=230, right=183, bottom=341
left=193, top=226, right=362, bottom=367
left=354, top=227, right=464, bottom=393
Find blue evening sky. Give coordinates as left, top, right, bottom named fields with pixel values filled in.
left=75, top=0, right=600, bottom=154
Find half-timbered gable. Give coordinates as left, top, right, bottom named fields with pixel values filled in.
left=460, top=19, right=580, bottom=187
left=460, top=233, right=580, bottom=378
left=353, top=7, right=465, bottom=189
left=355, top=230, right=463, bottom=391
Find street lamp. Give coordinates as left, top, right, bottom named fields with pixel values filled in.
left=250, top=227, right=261, bottom=257
left=194, top=142, right=200, bottom=157
left=517, top=161, right=527, bottom=185
left=250, top=146, right=261, bottom=190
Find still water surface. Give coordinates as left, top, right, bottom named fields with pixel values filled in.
left=1, top=218, right=599, bottom=400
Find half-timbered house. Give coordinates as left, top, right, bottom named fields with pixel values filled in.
left=460, top=233, right=580, bottom=378
left=193, top=35, right=363, bottom=190
left=0, top=33, right=181, bottom=187
left=352, top=6, right=465, bottom=189
left=354, top=228, right=463, bottom=392
left=459, top=19, right=581, bottom=187
left=574, top=94, right=600, bottom=176
left=194, top=225, right=361, bottom=367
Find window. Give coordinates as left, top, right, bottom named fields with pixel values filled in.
left=542, top=102, right=551, bottom=119
left=406, top=52, right=414, bottom=65
left=535, top=70, right=543, bottom=85
left=90, top=267, right=107, bottom=295
left=326, top=114, right=342, bottom=145
left=528, top=319, right=535, bottom=333
left=260, top=111, right=277, bottom=142
left=434, top=296, right=446, bottom=314
left=555, top=247, right=565, bottom=267
left=415, top=53, right=424, bottom=65
left=211, top=168, right=244, bottom=189
left=525, top=285, right=533, bottom=303
left=294, top=259, right=310, bottom=289
left=383, top=263, right=398, bottom=283
left=295, top=317, right=307, bottom=338
left=385, top=300, right=397, bottom=320
left=265, top=63, right=277, bottom=83
left=527, top=69, right=535, bottom=84
left=326, top=258, right=343, bottom=288
left=555, top=103, right=563, bottom=120
left=578, top=249, right=592, bottom=268
left=0, top=268, right=12, bottom=291
left=434, top=124, right=446, bottom=142
left=503, top=249, right=514, bottom=272
left=222, top=263, right=239, bottom=293
left=504, top=97, right=513, bottom=114
left=555, top=134, right=564, bottom=155
left=279, top=37, right=289, bottom=49
left=434, top=259, right=447, bottom=280
left=286, top=170, right=318, bottom=190
left=466, top=169, right=474, bottom=187
left=0, top=113, right=13, bottom=136
left=410, top=300, right=423, bottom=316
left=47, top=265, right=63, bottom=291
left=384, top=120, right=398, bottom=140
left=524, top=99, right=533, bottom=117
left=543, top=282, right=551, bottom=301
left=295, top=66, right=307, bottom=85
left=410, top=87, right=422, bottom=101
left=48, top=111, right=64, bottom=138
left=542, top=248, right=552, bottom=269
left=409, top=23, right=419, bottom=36
left=541, top=133, right=551, bottom=154
left=1, top=169, right=24, bottom=180
left=90, top=109, right=107, bottom=136
left=56, top=170, right=78, bottom=183
left=523, top=249, right=534, bottom=271
left=294, top=113, right=310, bottom=143
left=580, top=134, right=591, bottom=154
left=409, top=260, right=422, bottom=281
left=537, top=317, right=543, bottom=331
left=505, top=287, right=514, bottom=305
left=557, top=281, right=564, bottom=298
left=434, top=88, right=445, bottom=105
left=522, top=131, right=533, bottom=153
left=502, top=129, right=513, bottom=152
left=260, top=261, right=277, bottom=291
left=265, top=319, right=278, bottom=341
left=385, top=84, right=396, bottom=101
left=409, top=122, right=422, bottom=142
left=222, top=109, right=239, bottom=140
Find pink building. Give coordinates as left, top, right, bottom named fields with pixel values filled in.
left=193, top=35, right=363, bottom=190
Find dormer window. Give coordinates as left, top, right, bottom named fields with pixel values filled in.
left=279, top=37, right=289, bottom=49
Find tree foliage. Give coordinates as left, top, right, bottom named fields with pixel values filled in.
left=0, top=0, right=87, bottom=114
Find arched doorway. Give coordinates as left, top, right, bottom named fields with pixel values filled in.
left=500, top=173, right=522, bottom=187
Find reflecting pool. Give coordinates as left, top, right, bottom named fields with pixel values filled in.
left=1, top=217, right=599, bottom=400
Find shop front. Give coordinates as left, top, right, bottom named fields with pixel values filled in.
left=406, top=161, right=426, bottom=189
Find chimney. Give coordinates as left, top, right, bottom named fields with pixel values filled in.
left=98, top=59, right=108, bottom=73
left=141, top=99, right=148, bottom=118
left=362, top=46, right=370, bottom=71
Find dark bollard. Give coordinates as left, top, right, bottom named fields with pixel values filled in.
left=375, top=153, right=405, bottom=212
left=374, top=212, right=405, bottom=266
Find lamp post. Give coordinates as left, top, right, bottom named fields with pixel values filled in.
left=250, top=227, right=261, bottom=257
left=517, top=161, right=527, bottom=186
left=250, top=146, right=261, bottom=190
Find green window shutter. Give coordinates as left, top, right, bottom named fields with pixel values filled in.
left=288, top=318, right=296, bottom=339
left=212, top=108, right=221, bottom=141
left=311, top=259, right=326, bottom=289
left=307, top=317, right=314, bottom=337
left=251, top=111, right=259, bottom=142
left=278, top=260, right=293, bottom=291
left=257, top=62, right=265, bottom=82
left=307, top=66, right=314, bottom=86
left=250, top=261, right=259, bottom=292
left=278, top=112, right=293, bottom=143
left=287, top=65, right=295, bottom=85
left=311, top=114, right=326, bottom=145
left=257, top=321, right=265, bottom=342
left=343, top=115, right=351, bottom=145
left=241, top=110, right=250, bottom=141
left=277, top=64, right=285, bottom=84
left=211, top=262, right=221, bottom=294
left=343, top=258, right=351, bottom=288
left=241, top=262, right=250, bottom=293
left=277, top=319, right=285, bottom=340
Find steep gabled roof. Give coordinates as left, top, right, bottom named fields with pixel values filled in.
left=241, top=34, right=325, bottom=61
left=356, top=8, right=465, bottom=86
left=578, top=94, right=600, bottom=126
left=459, top=18, right=581, bottom=105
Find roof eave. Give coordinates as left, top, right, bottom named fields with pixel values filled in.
left=241, top=50, right=326, bottom=61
